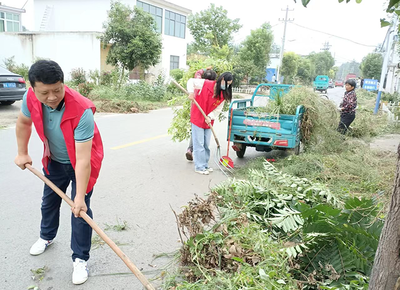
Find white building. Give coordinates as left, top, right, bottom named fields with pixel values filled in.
left=0, top=4, right=25, bottom=32
left=0, top=0, right=191, bottom=80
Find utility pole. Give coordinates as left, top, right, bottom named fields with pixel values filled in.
left=320, top=41, right=332, bottom=51
left=276, top=6, right=294, bottom=84
left=374, top=17, right=398, bottom=114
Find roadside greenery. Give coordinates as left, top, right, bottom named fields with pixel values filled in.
left=3, top=56, right=29, bottom=81
left=68, top=67, right=174, bottom=113
left=163, top=85, right=397, bottom=289
left=280, top=51, right=335, bottom=85
left=360, top=53, right=383, bottom=80
left=187, top=3, right=241, bottom=56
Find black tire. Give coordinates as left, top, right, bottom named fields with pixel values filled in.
left=236, top=144, right=246, bottom=158
left=294, top=142, right=302, bottom=155
left=0, top=101, right=15, bottom=105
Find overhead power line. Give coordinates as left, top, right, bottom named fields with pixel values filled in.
left=290, top=22, right=377, bottom=48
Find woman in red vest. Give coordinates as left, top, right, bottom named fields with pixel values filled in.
left=187, top=72, right=233, bottom=175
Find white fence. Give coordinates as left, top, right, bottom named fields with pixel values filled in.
left=382, top=102, right=400, bottom=122
left=232, top=87, right=255, bottom=94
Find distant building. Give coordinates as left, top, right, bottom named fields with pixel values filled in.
left=0, top=3, right=25, bottom=32
left=0, top=0, right=191, bottom=80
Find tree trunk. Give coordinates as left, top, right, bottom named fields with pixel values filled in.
left=369, top=144, right=400, bottom=290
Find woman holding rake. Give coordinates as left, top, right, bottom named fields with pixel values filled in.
left=186, top=72, right=233, bottom=175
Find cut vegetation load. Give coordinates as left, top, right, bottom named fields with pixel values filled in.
left=165, top=161, right=383, bottom=289
left=227, top=84, right=338, bottom=159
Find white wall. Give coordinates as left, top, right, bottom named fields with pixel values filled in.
left=145, top=34, right=187, bottom=78
left=34, top=0, right=110, bottom=31
left=0, top=32, right=101, bottom=80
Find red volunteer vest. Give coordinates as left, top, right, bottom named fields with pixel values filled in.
left=27, top=85, right=104, bottom=193
left=190, top=80, right=223, bottom=129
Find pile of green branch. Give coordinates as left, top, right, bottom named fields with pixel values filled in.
left=165, top=161, right=382, bottom=289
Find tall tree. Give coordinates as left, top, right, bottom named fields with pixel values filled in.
left=308, top=51, right=335, bottom=77
left=336, top=61, right=361, bottom=80
left=360, top=53, right=383, bottom=80
left=281, top=52, right=300, bottom=84
left=369, top=145, right=400, bottom=289
left=187, top=4, right=241, bottom=55
left=237, top=23, right=274, bottom=82
left=100, top=1, right=162, bottom=80
left=297, top=57, right=313, bottom=84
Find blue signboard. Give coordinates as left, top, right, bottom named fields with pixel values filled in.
left=362, top=79, right=378, bottom=91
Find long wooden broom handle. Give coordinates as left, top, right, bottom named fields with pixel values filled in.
left=171, top=79, right=220, bottom=148
left=25, top=164, right=155, bottom=290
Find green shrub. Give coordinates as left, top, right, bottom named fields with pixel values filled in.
left=70, top=68, right=87, bottom=86
left=88, top=69, right=100, bottom=84
left=89, top=78, right=169, bottom=102
left=98, top=67, right=130, bottom=87
left=78, top=82, right=95, bottom=97
left=2, top=56, right=29, bottom=80
left=381, top=91, right=400, bottom=102
left=170, top=68, right=184, bottom=82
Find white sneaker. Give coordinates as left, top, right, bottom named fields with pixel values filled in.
left=206, top=167, right=213, bottom=173
left=30, top=238, right=53, bottom=256
left=72, top=258, right=89, bottom=285
left=195, top=169, right=209, bottom=175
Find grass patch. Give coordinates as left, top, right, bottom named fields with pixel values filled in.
left=104, top=218, right=129, bottom=231
left=91, top=234, right=128, bottom=250
left=30, top=266, right=48, bottom=282
left=91, top=234, right=106, bottom=250
left=87, top=84, right=177, bottom=114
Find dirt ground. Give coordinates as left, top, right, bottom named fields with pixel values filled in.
left=370, top=134, right=400, bottom=153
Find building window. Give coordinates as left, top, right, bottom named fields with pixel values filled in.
left=136, top=1, right=162, bottom=33
left=165, top=10, right=185, bottom=38
left=170, top=55, right=179, bottom=70
left=0, top=11, right=21, bottom=32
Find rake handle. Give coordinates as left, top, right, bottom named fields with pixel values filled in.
left=171, top=79, right=220, bottom=148
left=25, top=164, right=155, bottom=290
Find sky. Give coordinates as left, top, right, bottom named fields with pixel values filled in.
left=4, top=0, right=390, bottom=66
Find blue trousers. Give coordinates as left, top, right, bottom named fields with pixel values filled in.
left=41, top=160, right=93, bottom=261
left=191, top=123, right=212, bottom=171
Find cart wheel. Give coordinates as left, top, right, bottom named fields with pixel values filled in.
left=236, top=144, right=247, bottom=158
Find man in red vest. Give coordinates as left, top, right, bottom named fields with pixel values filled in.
left=14, top=60, right=104, bottom=285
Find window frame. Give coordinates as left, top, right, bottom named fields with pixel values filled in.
left=164, top=10, right=186, bottom=39
left=136, top=0, right=162, bottom=34
left=170, top=55, right=180, bottom=70
left=0, top=11, right=21, bottom=32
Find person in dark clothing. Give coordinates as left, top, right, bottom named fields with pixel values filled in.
left=338, top=79, right=357, bottom=134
